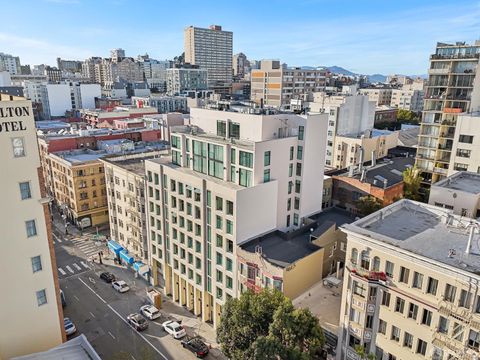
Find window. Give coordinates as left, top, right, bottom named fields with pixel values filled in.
left=208, top=144, right=224, bottom=179
left=412, top=272, right=423, bottom=289
left=403, top=332, right=413, bottom=348
left=226, top=276, right=233, bottom=289
left=399, top=266, right=409, bottom=283
left=288, top=181, right=293, bottom=194
left=378, top=319, right=387, bottom=334
left=454, top=163, right=469, bottom=171
left=457, top=148, right=471, bottom=158
left=395, top=297, right=405, bottom=313
left=468, top=330, right=480, bottom=350
left=385, top=261, right=394, bottom=278
left=289, top=163, right=293, bottom=177
left=453, top=322, right=464, bottom=341
left=476, top=295, right=480, bottom=313
left=31, top=256, right=42, bottom=273
left=36, top=289, right=47, bottom=306
left=391, top=326, right=400, bottom=342
left=296, top=163, right=302, bottom=176
left=421, top=309, right=432, bottom=326
left=226, top=220, right=233, bottom=235
left=416, top=339, right=427, bottom=355
left=239, top=168, right=252, bottom=187
left=438, top=316, right=449, bottom=334
left=216, top=234, right=223, bottom=248
left=226, top=200, right=234, bottom=215
left=19, top=182, right=31, bottom=200
left=230, top=149, right=236, bottom=164
left=372, top=256, right=380, bottom=271
left=217, top=120, right=226, bottom=137
left=216, top=196, right=223, bottom=211
left=289, top=146, right=294, bottom=160
left=216, top=287, right=223, bottom=300
left=12, top=137, right=25, bottom=157
left=239, top=151, right=253, bottom=168
left=350, top=308, right=361, bottom=323
left=226, top=258, right=233, bottom=272
left=381, top=291, right=391, bottom=307
left=459, top=134, right=474, bottom=143
left=216, top=252, right=223, bottom=266
left=227, top=240, right=233, bottom=253
left=297, top=146, right=303, bottom=160
left=298, top=126, right=304, bottom=140
left=408, top=303, right=418, bottom=319
left=264, top=151, right=271, bottom=166
left=229, top=122, right=240, bottom=139
left=444, top=284, right=457, bottom=303
left=171, top=135, right=181, bottom=149
left=295, top=180, right=301, bottom=193
left=26, top=220, right=37, bottom=237
left=352, top=281, right=366, bottom=297
left=351, top=248, right=358, bottom=265
left=459, top=289, right=472, bottom=308
left=263, top=169, right=270, bottom=183
left=216, top=215, right=222, bottom=230
left=216, top=269, right=223, bottom=283
left=426, top=277, right=438, bottom=295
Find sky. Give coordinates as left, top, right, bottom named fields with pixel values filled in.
left=1, top=0, right=480, bottom=75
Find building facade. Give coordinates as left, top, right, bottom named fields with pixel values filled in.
left=448, top=112, right=480, bottom=176
left=166, top=67, right=208, bottom=95
left=0, top=96, right=64, bottom=358
left=145, top=107, right=327, bottom=327
left=184, top=25, right=233, bottom=93
left=390, top=88, right=424, bottom=112
left=416, top=41, right=480, bottom=185
left=132, top=96, right=188, bottom=114
left=338, top=199, right=480, bottom=360
left=0, top=52, right=21, bottom=75
left=359, top=88, right=393, bottom=106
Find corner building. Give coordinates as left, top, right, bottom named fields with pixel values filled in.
left=338, top=199, right=480, bottom=360
left=0, top=95, right=64, bottom=359
left=145, top=107, right=327, bottom=327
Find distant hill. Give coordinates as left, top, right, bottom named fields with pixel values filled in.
left=367, top=74, right=387, bottom=83
left=326, top=66, right=356, bottom=76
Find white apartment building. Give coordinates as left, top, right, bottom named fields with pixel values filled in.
left=132, top=96, right=188, bottom=114
left=390, top=88, right=424, bottom=112
left=309, top=92, right=375, bottom=167
left=139, top=58, right=171, bottom=91
left=43, top=82, right=101, bottom=118
left=448, top=112, right=480, bottom=176
left=429, top=171, right=480, bottom=218
left=184, top=25, right=233, bottom=92
left=359, top=88, right=393, bottom=106
left=145, top=107, right=327, bottom=327
left=0, top=52, right=21, bottom=75
left=251, top=60, right=328, bottom=109
left=141, top=113, right=186, bottom=140
left=338, top=199, right=480, bottom=360
left=166, top=67, right=208, bottom=95
left=0, top=95, right=64, bottom=358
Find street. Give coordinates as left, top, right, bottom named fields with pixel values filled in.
left=52, top=212, right=223, bottom=360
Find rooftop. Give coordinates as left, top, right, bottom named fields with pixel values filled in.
left=433, top=171, right=480, bottom=194
left=397, top=126, right=419, bottom=148
left=103, top=153, right=165, bottom=175
left=337, top=156, right=414, bottom=188
left=343, top=199, right=480, bottom=275
left=241, top=208, right=355, bottom=268
left=171, top=125, right=254, bottom=149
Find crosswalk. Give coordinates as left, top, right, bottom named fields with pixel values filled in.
left=71, top=237, right=105, bottom=259
left=58, top=261, right=89, bottom=278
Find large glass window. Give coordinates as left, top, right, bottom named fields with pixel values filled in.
left=239, top=168, right=252, bottom=187
left=172, top=150, right=181, bottom=165
left=20, top=182, right=31, bottom=200
left=297, top=146, right=303, bottom=160
left=171, top=135, right=181, bottom=149
left=229, top=122, right=240, bottom=139
left=26, top=220, right=37, bottom=237
left=239, top=151, right=253, bottom=168
left=36, top=289, right=47, bottom=306
left=263, top=169, right=270, bottom=183
left=264, top=151, right=271, bottom=166
left=31, top=256, right=42, bottom=273
left=217, top=120, right=226, bottom=137
left=193, top=140, right=207, bottom=174
left=298, top=126, right=304, bottom=140
left=208, top=144, right=224, bottom=179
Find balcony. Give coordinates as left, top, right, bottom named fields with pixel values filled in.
left=428, top=68, right=450, bottom=75
left=434, top=167, right=448, bottom=175
left=430, top=53, right=480, bottom=60
left=350, top=267, right=388, bottom=283
left=244, top=279, right=262, bottom=294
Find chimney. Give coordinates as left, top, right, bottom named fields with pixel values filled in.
left=371, top=150, right=376, bottom=167
left=466, top=225, right=476, bottom=254
left=358, top=147, right=364, bottom=172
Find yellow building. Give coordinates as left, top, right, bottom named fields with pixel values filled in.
left=338, top=199, right=480, bottom=360
left=48, top=150, right=108, bottom=227
left=0, top=95, right=64, bottom=358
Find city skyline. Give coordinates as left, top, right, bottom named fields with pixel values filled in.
left=1, top=0, right=479, bottom=75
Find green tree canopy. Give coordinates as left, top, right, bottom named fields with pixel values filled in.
left=356, top=195, right=383, bottom=216
left=217, top=289, right=325, bottom=360
left=403, top=165, right=423, bottom=201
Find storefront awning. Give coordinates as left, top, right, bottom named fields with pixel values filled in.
left=133, top=261, right=144, bottom=272
left=107, top=240, right=123, bottom=254
left=119, top=249, right=134, bottom=264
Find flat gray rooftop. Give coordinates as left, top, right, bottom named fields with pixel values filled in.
left=434, top=171, right=480, bottom=194
left=343, top=200, right=480, bottom=275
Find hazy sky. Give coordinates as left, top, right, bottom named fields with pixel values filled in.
left=1, top=0, right=480, bottom=74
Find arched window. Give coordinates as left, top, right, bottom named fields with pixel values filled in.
left=361, top=250, right=370, bottom=270
left=372, top=256, right=381, bottom=272
left=351, top=248, right=358, bottom=265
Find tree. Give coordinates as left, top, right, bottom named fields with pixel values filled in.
left=403, top=166, right=423, bottom=201
left=397, top=109, right=420, bottom=124
left=356, top=196, right=383, bottom=216
left=354, top=345, right=376, bottom=360
left=217, top=289, right=325, bottom=360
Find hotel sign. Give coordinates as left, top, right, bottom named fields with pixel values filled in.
left=0, top=106, right=29, bottom=133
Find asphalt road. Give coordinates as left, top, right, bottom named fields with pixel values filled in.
left=52, top=217, right=204, bottom=360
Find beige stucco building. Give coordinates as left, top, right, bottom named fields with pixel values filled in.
left=359, top=88, right=393, bottom=106
left=448, top=112, right=480, bottom=176
left=338, top=199, right=480, bottom=360
left=0, top=95, right=64, bottom=359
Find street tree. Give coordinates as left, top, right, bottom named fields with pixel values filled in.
left=403, top=165, right=423, bottom=201
left=217, top=289, right=325, bottom=360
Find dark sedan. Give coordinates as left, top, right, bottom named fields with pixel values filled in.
left=181, top=336, right=209, bottom=358
left=100, top=272, right=115, bottom=283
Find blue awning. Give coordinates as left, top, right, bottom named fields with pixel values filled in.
left=133, top=261, right=144, bottom=271
left=119, top=249, right=134, bottom=264
left=108, top=240, right=123, bottom=254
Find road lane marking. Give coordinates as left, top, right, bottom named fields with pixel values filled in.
left=73, top=263, right=82, bottom=270
left=108, top=331, right=116, bottom=340
left=77, top=277, right=169, bottom=360
left=81, top=261, right=89, bottom=269
left=74, top=295, right=80, bottom=301
left=66, top=265, right=74, bottom=274
left=52, top=233, right=62, bottom=243
left=131, top=356, right=137, bottom=360
left=58, top=268, right=66, bottom=275
left=89, top=311, right=96, bottom=318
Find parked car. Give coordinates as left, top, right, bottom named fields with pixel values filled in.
left=162, top=320, right=186, bottom=339
left=181, top=336, right=209, bottom=358
left=140, top=304, right=160, bottom=320
left=112, top=280, right=130, bottom=293
left=64, top=317, right=77, bottom=336
left=100, top=272, right=115, bottom=283
left=127, top=313, right=148, bottom=331
left=60, top=289, right=66, bottom=307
